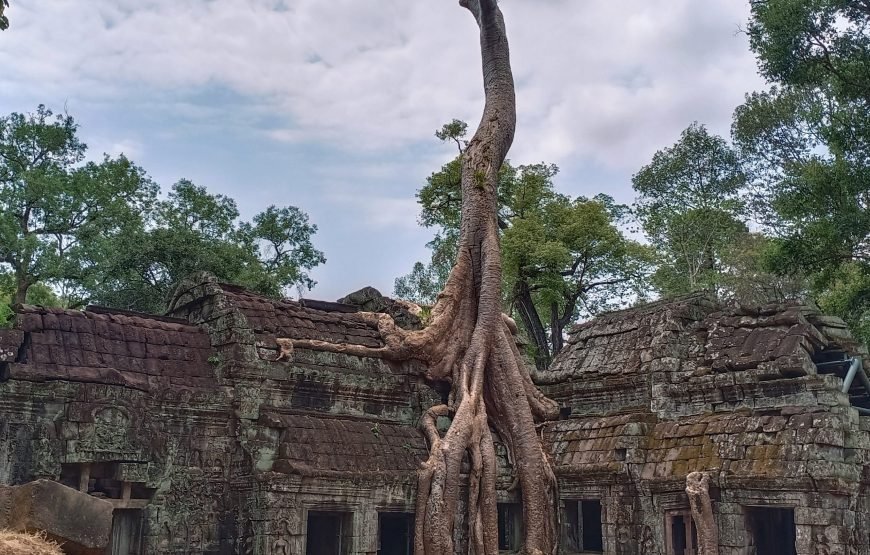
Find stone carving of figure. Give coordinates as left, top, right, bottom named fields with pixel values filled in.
left=93, top=406, right=131, bottom=452
left=686, top=471, right=719, bottom=555
left=640, top=525, right=655, bottom=555
left=271, top=520, right=292, bottom=555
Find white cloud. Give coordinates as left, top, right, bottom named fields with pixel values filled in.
left=0, top=0, right=768, bottom=298
left=2, top=0, right=763, bottom=171
left=327, top=194, right=420, bottom=231
left=103, top=138, right=143, bottom=159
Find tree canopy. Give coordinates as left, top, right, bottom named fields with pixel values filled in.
left=0, top=1, right=9, bottom=31
left=0, top=105, right=156, bottom=306
left=0, top=106, right=325, bottom=317
left=89, top=180, right=325, bottom=313
left=632, top=122, right=749, bottom=296
left=732, top=0, right=870, bottom=343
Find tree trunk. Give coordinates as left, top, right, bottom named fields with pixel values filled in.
left=514, top=280, right=551, bottom=371
left=14, top=275, right=30, bottom=305
left=548, top=301, right=564, bottom=358
left=287, top=2, right=560, bottom=553
left=686, top=472, right=718, bottom=555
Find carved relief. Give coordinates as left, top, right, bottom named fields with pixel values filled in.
left=92, top=406, right=134, bottom=452
left=271, top=519, right=292, bottom=555
left=640, top=525, right=655, bottom=555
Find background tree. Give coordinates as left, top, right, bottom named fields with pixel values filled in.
left=0, top=272, right=61, bottom=326
left=84, top=180, right=326, bottom=313
left=0, top=106, right=326, bottom=315
left=397, top=122, right=652, bottom=369
left=717, top=232, right=807, bottom=305
left=632, top=123, right=749, bottom=296
left=733, top=0, right=870, bottom=342
left=0, top=105, right=156, bottom=305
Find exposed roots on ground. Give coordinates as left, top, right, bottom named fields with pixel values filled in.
left=289, top=1, right=560, bottom=553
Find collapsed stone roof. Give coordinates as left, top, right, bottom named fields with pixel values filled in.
left=260, top=411, right=428, bottom=477
left=218, top=283, right=385, bottom=350
left=539, top=292, right=867, bottom=418
left=0, top=305, right=215, bottom=392
left=538, top=292, right=870, bottom=494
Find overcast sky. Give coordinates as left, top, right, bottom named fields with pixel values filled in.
left=0, top=0, right=765, bottom=301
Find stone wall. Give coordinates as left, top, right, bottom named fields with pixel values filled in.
left=0, top=274, right=439, bottom=554
left=541, top=293, right=870, bottom=555
left=2, top=279, right=869, bottom=554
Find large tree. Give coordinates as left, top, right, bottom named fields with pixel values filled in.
left=0, top=105, right=156, bottom=305
left=398, top=130, right=651, bottom=370
left=83, top=180, right=326, bottom=313
left=733, top=0, right=870, bottom=341
left=633, top=123, right=749, bottom=296
left=0, top=106, right=326, bottom=314
left=291, top=1, right=559, bottom=552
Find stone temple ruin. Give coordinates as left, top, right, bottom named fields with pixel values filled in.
left=1, top=273, right=869, bottom=554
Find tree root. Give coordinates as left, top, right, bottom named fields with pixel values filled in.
left=686, top=472, right=719, bottom=555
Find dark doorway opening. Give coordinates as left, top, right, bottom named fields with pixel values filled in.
left=305, top=511, right=352, bottom=555
left=109, top=509, right=144, bottom=555
left=378, top=512, right=414, bottom=555
left=564, top=499, right=604, bottom=552
left=745, top=507, right=796, bottom=555
left=497, top=503, right=521, bottom=551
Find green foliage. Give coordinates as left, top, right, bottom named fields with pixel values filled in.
left=747, top=0, right=870, bottom=106
left=717, top=233, right=808, bottom=305
left=733, top=0, right=870, bottom=343
left=633, top=123, right=749, bottom=296
left=434, top=119, right=469, bottom=152
left=0, top=272, right=63, bottom=327
left=0, top=105, right=157, bottom=306
left=89, top=180, right=326, bottom=313
left=397, top=121, right=652, bottom=366
left=816, top=263, right=870, bottom=344
left=502, top=192, right=654, bottom=319
left=0, top=106, right=325, bottom=315
left=394, top=261, right=448, bottom=306
left=0, top=0, right=8, bottom=31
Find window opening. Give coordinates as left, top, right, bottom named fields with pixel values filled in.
left=563, top=499, right=603, bottom=552
left=497, top=503, right=521, bottom=551
left=665, top=511, right=698, bottom=555
left=745, top=507, right=796, bottom=555
left=109, top=509, right=144, bottom=555
left=378, top=512, right=414, bottom=555
left=305, top=511, right=352, bottom=555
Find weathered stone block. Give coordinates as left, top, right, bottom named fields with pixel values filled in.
left=0, top=480, right=113, bottom=550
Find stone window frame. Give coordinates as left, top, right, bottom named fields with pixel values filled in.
left=663, top=509, right=698, bottom=555
left=561, top=498, right=605, bottom=554
left=302, top=504, right=355, bottom=555
left=375, top=506, right=415, bottom=555
left=742, top=504, right=798, bottom=555
left=497, top=501, right=523, bottom=553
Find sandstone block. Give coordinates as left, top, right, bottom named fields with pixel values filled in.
left=0, top=479, right=113, bottom=551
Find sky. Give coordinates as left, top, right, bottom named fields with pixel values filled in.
left=0, top=0, right=766, bottom=301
